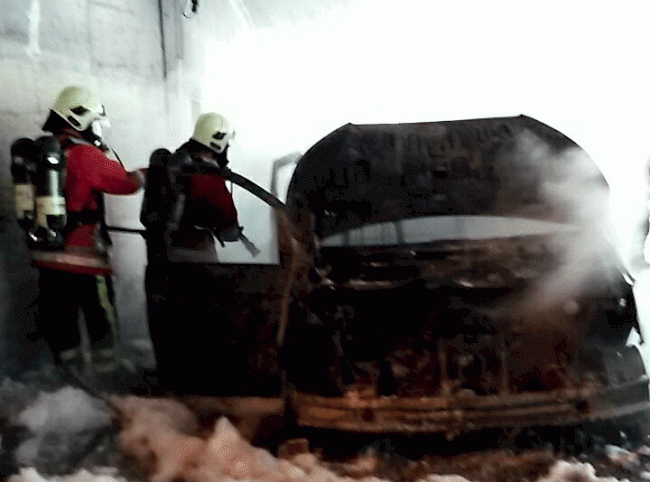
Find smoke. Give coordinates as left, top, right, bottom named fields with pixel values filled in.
left=510, top=131, right=615, bottom=313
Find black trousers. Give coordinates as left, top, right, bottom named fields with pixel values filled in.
left=36, top=268, right=118, bottom=363
left=145, top=262, right=240, bottom=393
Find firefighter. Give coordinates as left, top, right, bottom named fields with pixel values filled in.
left=141, top=112, right=242, bottom=394
left=170, top=112, right=240, bottom=260
left=32, top=85, right=147, bottom=384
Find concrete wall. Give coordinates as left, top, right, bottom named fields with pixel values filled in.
left=0, top=0, right=251, bottom=376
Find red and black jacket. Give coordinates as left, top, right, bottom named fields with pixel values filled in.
left=32, top=135, right=144, bottom=274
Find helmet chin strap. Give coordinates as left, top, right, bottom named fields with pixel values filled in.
left=81, top=118, right=111, bottom=149
left=215, top=149, right=229, bottom=168
left=197, top=149, right=228, bottom=169
left=81, top=126, right=106, bottom=149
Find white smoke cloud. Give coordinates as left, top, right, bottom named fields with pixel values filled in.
left=506, top=130, right=619, bottom=316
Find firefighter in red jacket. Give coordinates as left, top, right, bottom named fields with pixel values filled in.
left=141, top=112, right=241, bottom=393
left=167, top=112, right=240, bottom=261
left=33, top=86, right=146, bottom=380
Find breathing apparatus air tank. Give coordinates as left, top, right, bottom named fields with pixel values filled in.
left=10, top=138, right=37, bottom=231
left=30, top=136, right=67, bottom=250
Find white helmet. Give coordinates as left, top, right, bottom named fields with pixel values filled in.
left=191, top=113, right=235, bottom=154
left=51, top=86, right=108, bottom=133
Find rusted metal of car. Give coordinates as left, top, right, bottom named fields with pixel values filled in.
left=280, top=115, right=649, bottom=436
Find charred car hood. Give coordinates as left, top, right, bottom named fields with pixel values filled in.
left=286, top=115, right=608, bottom=239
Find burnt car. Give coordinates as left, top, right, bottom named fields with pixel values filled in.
left=279, top=115, right=650, bottom=438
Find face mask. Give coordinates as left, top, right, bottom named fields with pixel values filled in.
left=90, top=117, right=111, bottom=140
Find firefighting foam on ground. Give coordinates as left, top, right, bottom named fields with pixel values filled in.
left=2, top=372, right=650, bottom=482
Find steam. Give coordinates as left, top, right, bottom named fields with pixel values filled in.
left=512, top=130, right=616, bottom=313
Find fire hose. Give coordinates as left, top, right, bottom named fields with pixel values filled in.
left=107, top=224, right=261, bottom=258
left=107, top=167, right=285, bottom=258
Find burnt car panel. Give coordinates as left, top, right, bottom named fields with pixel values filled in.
left=286, top=115, right=606, bottom=239
left=281, top=116, right=648, bottom=435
